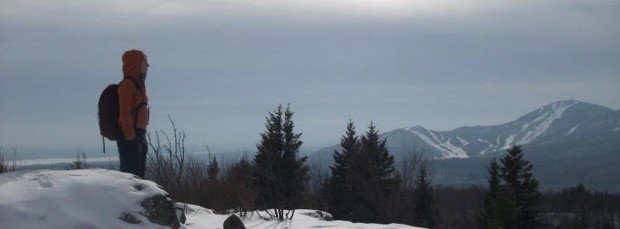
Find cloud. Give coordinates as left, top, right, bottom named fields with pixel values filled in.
left=0, top=0, right=596, bottom=28
left=0, top=0, right=618, bottom=152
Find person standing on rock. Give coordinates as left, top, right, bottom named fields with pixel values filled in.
left=117, top=49, right=150, bottom=178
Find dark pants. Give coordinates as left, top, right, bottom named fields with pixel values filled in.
left=117, top=130, right=147, bottom=178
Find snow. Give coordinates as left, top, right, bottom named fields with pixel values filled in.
left=0, top=169, right=167, bottom=229
left=408, top=129, right=443, bottom=155
left=408, top=127, right=468, bottom=158
left=476, top=138, right=495, bottom=155
left=566, top=124, right=580, bottom=135
left=520, top=123, right=530, bottom=131
left=436, top=138, right=469, bottom=158
left=0, top=169, right=424, bottom=229
left=456, top=136, right=469, bottom=146
left=516, top=101, right=576, bottom=145
left=503, top=134, right=516, bottom=149
left=471, top=101, right=579, bottom=153
left=182, top=204, right=421, bottom=229
left=530, top=112, right=550, bottom=124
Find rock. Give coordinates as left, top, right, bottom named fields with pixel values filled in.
left=119, top=212, right=141, bottom=224
left=316, top=210, right=333, bottom=221
left=223, top=214, right=246, bottom=229
left=299, top=210, right=333, bottom=221
left=140, top=194, right=181, bottom=229
left=175, top=206, right=187, bottom=224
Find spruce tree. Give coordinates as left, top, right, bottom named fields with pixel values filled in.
left=413, top=159, right=435, bottom=228
left=348, top=122, right=398, bottom=223
left=481, top=159, right=517, bottom=229
left=253, top=104, right=308, bottom=220
left=254, top=105, right=283, bottom=216
left=327, top=119, right=359, bottom=220
left=280, top=106, right=309, bottom=210
left=500, top=145, right=541, bottom=228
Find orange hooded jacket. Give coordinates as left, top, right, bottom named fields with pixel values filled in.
left=118, top=50, right=149, bottom=140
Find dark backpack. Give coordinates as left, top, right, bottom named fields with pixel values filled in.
left=98, top=84, right=121, bottom=141
left=98, top=78, right=140, bottom=153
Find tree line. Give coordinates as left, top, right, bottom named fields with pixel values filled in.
left=142, top=105, right=620, bottom=228
left=35, top=104, right=618, bottom=228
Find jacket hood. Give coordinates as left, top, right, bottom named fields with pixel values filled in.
left=122, top=49, right=146, bottom=81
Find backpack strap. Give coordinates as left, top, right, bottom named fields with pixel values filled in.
left=120, top=78, right=148, bottom=113
left=120, top=78, right=148, bottom=130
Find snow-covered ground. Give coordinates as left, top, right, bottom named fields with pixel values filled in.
left=182, top=204, right=419, bottom=229
left=0, top=169, right=423, bottom=229
left=0, top=169, right=168, bottom=228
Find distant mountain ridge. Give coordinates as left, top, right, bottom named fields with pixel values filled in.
left=309, top=100, right=620, bottom=163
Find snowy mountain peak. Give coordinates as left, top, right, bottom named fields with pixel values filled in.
left=392, top=100, right=615, bottom=158
left=549, top=99, right=581, bottom=107
left=513, top=101, right=578, bottom=145
left=309, top=100, right=618, bottom=162
left=519, top=100, right=579, bottom=121
left=407, top=125, right=427, bottom=132
left=510, top=100, right=614, bottom=145
left=522, top=100, right=610, bottom=119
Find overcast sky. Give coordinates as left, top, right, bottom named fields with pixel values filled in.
left=1, top=0, right=619, bottom=155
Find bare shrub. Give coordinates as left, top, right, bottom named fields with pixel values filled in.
left=144, top=116, right=257, bottom=216
left=399, top=149, right=423, bottom=190
left=146, top=115, right=191, bottom=201
left=0, top=147, right=21, bottom=173
left=211, top=156, right=258, bottom=216
left=306, top=160, right=330, bottom=211
left=382, top=149, right=438, bottom=225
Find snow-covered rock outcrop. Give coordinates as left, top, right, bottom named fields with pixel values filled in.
left=0, top=169, right=423, bottom=229
left=0, top=169, right=179, bottom=229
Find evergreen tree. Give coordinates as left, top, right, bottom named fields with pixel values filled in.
left=500, top=145, right=541, bottom=228
left=253, top=104, right=309, bottom=220
left=348, top=122, right=399, bottom=223
left=413, top=159, right=435, bottom=228
left=480, top=159, right=518, bottom=229
left=224, top=155, right=257, bottom=217
left=254, top=105, right=284, bottom=216
left=327, top=119, right=359, bottom=220
left=280, top=106, right=309, bottom=209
